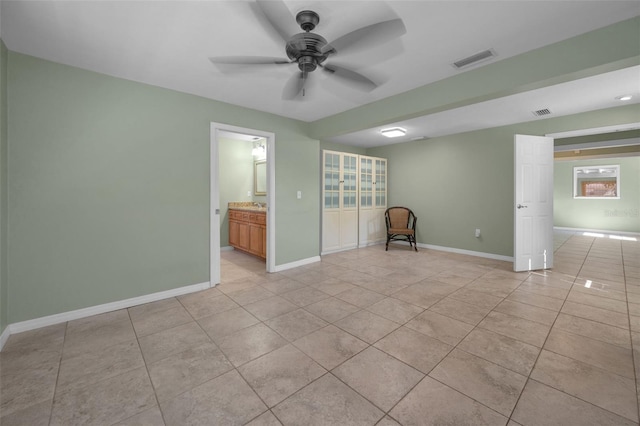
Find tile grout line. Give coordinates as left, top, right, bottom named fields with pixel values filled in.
left=47, top=321, right=68, bottom=426
left=127, top=306, right=168, bottom=426
left=621, top=240, right=640, bottom=424
left=504, top=232, right=593, bottom=424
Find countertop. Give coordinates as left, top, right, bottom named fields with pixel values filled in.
left=229, top=206, right=267, bottom=213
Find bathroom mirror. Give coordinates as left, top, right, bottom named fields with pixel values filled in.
left=254, top=160, right=267, bottom=195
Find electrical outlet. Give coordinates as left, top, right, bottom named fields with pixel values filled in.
left=475, top=228, right=481, bottom=238
left=247, top=190, right=251, bottom=197
left=297, top=190, right=302, bottom=199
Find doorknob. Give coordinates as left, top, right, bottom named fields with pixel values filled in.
left=517, top=204, right=528, bottom=209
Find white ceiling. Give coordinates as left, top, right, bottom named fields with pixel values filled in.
left=330, top=65, right=640, bottom=147
left=2, top=0, right=639, bottom=146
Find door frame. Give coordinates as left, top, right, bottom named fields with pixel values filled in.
left=210, top=122, right=276, bottom=286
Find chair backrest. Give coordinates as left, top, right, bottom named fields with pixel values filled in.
left=386, top=207, right=415, bottom=229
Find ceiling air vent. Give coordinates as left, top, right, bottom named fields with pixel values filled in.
left=452, top=49, right=497, bottom=69
left=532, top=108, right=552, bottom=117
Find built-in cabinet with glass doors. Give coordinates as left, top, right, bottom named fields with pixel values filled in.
left=359, top=156, right=387, bottom=247
left=322, top=150, right=387, bottom=254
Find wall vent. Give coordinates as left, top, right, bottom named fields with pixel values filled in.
left=532, top=108, right=552, bottom=117
left=452, top=49, right=497, bottom=69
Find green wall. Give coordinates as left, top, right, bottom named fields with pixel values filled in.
left=367, top=104, right=640, bottom=257
left=554, top=157, right=640, bottom=233
left=320, top=141, right=367, bottom=156
left=7, top=52, right=319, bottom=324
left=0, top=39, right=8, bottom=335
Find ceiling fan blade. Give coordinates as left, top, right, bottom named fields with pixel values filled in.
left=282, top=71, right=308, bottom=100
left=321, top=64, right=378, bottom=92
left=210, top=56, right=292, bottom=65
left=323, top=18, right=406, bottom=55
left=255, top=0, right=299, bottom=44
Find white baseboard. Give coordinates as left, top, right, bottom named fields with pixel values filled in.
left=0, top=325, right=10, bottom=350
left=321, top=246, right=357, bottom=256
left=273, top=256, right=321, bottom=272
left=220, top=246, right=234, bottom=252
left=358, top=240, right=385, bottom=248
left=418, top=243, right=514, bottom=262
left=554, top=226, right=640, bottom=237
left=0, top=281, right=211, bottom=351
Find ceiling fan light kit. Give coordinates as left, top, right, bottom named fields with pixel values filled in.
left=210, top=0, right=406, bottom=100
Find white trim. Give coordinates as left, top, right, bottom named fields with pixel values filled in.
left=554, top=137, right=640, bottom=152
left=554, top=226, right=640, bottom=238
left=210, top=123, right=221, bottom=286
left=221, top=246, right=234, bottom=252
left=273, top=256, right=321, bottom=272
left=0, top=281, right=209, bottom=350
left=0, top=326, right=10, bottom=350
left=420, top=243, right=513, bottom=262
left=381, top=240, right=514, bottom=262
left=546, top=123, right=640, bottom=139
left=321, top=245, right=371, bottom=256
left=210, top=123, right=276, bottom=277
left=358, top=239, right=386, bottom=249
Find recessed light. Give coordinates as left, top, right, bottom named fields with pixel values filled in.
left=380, top=127, right=406, bottom=138
left=616, top=95, right=632, bottom=101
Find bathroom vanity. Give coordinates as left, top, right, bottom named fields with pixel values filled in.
left=228, top=203, right=267, bottom=260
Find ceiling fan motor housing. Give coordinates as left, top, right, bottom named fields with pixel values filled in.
left=286, top=32, right=330, bottom=72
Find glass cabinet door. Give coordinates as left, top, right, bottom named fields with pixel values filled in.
left=343, top=155, right=358, bottom=209
left=324, top=152, right=340, bottom=209
left=360, top=157, right=373, bottom=208
left=375, top=159, right=386, bottom=207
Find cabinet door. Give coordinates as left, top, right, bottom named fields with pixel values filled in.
left=375, top=158, right=387, bottom=209
left=238, top=222, right=250, bottom=250
left=360, top=157, right=373, bottom=210
left=229, top=220, right=239, bottom=247
left=322, top=151, right=342, bottom=253
left=359, top=155, right=387, bottom=246
left=340, top=154, right=359, bottom=249
left=249, top=224, right=264, bottom=256
left=322, top=151, right=359, bottom=254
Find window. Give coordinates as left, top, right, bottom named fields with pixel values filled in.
left=573, top=165, right=620, bottom=199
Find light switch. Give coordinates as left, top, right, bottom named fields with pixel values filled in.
left=297, top=190, right=302, bottom=199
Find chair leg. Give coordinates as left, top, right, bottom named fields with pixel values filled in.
left=385, top=236, right=389, bottom=251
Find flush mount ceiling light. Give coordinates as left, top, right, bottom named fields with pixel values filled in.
left=616, top=95, right=633, bottom=101
left=380, top=127, right=406, bottom=138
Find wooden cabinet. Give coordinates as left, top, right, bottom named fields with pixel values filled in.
left=229, top=209, right=266, bottom=259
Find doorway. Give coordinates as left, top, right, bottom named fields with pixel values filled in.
left=210, top=122, right=276, bottom=287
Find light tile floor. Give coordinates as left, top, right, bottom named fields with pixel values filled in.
left=1, top=231, right=639, bottom=425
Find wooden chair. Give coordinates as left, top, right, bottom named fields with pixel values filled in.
left=385, top=207, right=418, bottom=251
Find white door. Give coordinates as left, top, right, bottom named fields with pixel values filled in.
left=514, top=134, right=554, bottom=272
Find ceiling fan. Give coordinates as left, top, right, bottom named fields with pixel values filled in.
left=210, top=0, right=406, bottom=100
